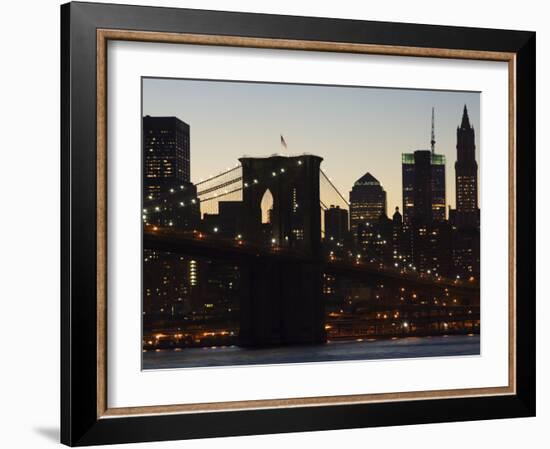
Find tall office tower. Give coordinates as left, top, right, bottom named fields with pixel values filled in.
left=411, top=150, right=433, bottom=225
left=349, top=172, right=387, bottom=238
left=143, top=116, right=191, bottom=200
left=454, top=105, right=479, bottom=228
left=402, top=111, right=447, bottom=224
left=402, top=151, right=447, bottom=224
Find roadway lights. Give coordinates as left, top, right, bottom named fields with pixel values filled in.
left=280, top=168, right=285, bottom=173
left=179, top=201, right=185, bottom=206
left=297, top=160, right=302, bottom=165
left=272, top=172, right=277, bottom=177
left=213, top=227, right=219, bottom=233
left=253, top=179, right=258, bottom=184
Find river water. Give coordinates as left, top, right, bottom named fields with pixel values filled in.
left=143, top=334, right=480, bottom=369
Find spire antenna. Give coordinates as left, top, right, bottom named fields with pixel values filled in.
left=430, top=107, right=436, bottom=154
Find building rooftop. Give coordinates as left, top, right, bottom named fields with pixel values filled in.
left=354, top=172, right=381, bottom=186
left=402, top=152, right=446, bottom=165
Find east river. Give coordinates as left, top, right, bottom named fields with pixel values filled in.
left=143, top=334, right=480, bottom=369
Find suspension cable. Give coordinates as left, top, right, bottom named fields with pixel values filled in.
left=320, top=169, right=349, bottom=207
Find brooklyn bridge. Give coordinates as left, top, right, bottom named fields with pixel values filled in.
left=143, top=155, right=479, bottom=348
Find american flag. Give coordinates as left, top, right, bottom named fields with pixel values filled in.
left=280, top=134, right=287, bottom=149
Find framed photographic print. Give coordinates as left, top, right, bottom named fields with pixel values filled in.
left=61, top=1, right=536, bottom=446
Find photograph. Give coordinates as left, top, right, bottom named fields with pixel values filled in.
left=141, top=78, right=481, bottom=369
left=55, top=2, right=536, bottom=445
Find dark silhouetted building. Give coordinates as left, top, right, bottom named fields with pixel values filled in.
left=411, top=150, right=433, bottom=225
left=450, top=105, right=479, bottom=228
left=402, top=151, right=447, bottom=226
left=431, top=153, right=446, bottom=222
left=355, top=213, right=393, bottom=266
left=448, top=105, right=480, bottom=278
left=452, top=227, right=480, bottom=279
left=349, top=172, right=387, bottom=238
left=391, top=207, right=410, bottom=268
left=324, top=205, right=349, bottom=243
left=202, top=201, right=243, bottom=238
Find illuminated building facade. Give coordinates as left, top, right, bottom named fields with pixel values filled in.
left=143, top=115, right=191, bottom=200
left=349, top=172, right=387, bottom=238
left=142, top=116, right=199, bottom=230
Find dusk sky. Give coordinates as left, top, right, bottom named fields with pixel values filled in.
left=142, top=78, right=480, bottom=214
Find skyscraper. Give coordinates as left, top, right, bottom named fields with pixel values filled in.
left=411, top=150, right=433, bottom=225
left=449, top=105, right=480, bottom=278
left=402, top=110, right=446, bottom=225
left=453, top=105, right=479, bottom=228
left=143, top=116, right=191, bottom=200
left=349, top=172, right=387, bottom=237
left=142, top=116, right=199, bottom=230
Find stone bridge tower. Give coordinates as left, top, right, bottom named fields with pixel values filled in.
left=237, top=155, right=325, bottom=347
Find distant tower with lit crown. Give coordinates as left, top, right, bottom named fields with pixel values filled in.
left=454, top=105, right=479, bottom=227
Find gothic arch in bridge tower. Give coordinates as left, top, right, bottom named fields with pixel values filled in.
left=238, top=154, right=323, bottom=256
left=260, top=188, right=274, bottom=224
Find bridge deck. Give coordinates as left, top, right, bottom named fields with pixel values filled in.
left=143, top=228, right=479, bottom=293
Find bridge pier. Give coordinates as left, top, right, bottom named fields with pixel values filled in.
left=239, top=258, right=326, bottom=347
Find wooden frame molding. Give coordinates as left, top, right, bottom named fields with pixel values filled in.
left=96, top=28, right=517, bottom=419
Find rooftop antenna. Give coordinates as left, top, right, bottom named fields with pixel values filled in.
left=430, top=107, right=436, bottom=154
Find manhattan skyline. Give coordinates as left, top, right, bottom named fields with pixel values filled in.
left=141, top=80, right=481, bottom=365
left=142, top=77, right=480, bottom=214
